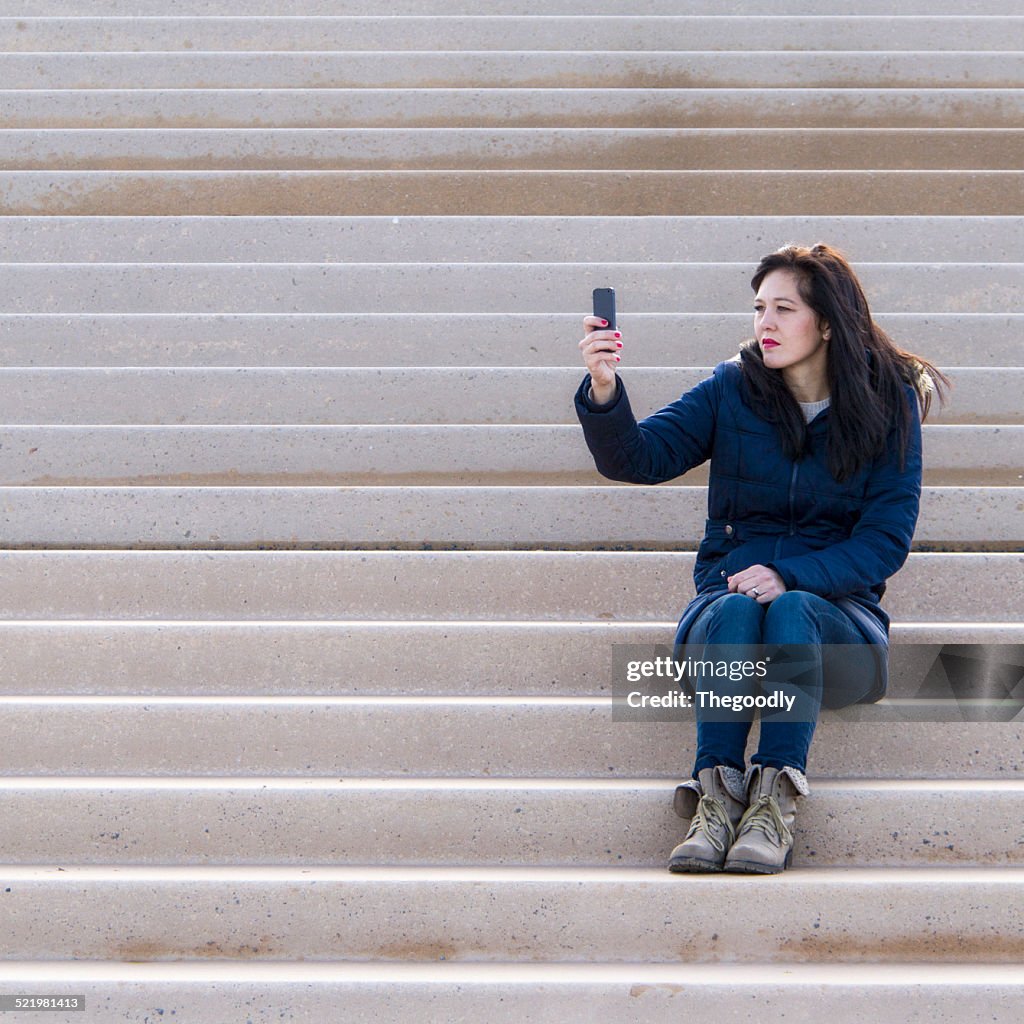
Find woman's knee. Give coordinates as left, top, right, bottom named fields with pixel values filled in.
left=768, top=590, right=821, bottom=612
left=712, top=591, right=765, bottom=622
left=763, top=590, right=828, bottom=642
left=700, top=592, right=765, bottom=640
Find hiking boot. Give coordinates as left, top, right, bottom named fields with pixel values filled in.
left=724, top=764, right=804, bottom=874
left=668, top=765, right=747, bottom=873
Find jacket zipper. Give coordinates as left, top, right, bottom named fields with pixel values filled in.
left=787, top=461, right=799, bottom=536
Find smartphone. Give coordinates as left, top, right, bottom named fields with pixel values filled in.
left=592, top=287, right=616, bottom=331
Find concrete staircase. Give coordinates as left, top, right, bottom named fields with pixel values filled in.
left=1, top=1, right=1023, bottom=1019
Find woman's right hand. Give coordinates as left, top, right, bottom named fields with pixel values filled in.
left=579, top=315, right=622, bottom=405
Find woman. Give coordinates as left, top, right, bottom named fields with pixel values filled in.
left=575, top=244, right=948, bottom=875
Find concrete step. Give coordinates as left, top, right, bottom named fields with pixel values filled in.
left=2, top=17, right=1021, bottom=52
left=0, top=620, right=1018, bottom=697
left=0, top=486, right=1019, bottom=548
left=0, top=263, right=1017, bottom=314
left=0, top=368, right=1014, bottom=424
left=0, top=429, right=1017, bottom=488
left=3, top=216, right=1019, bottom=263
left=6, top=53, right=1024, bottom=90
left=5, top=171, right=1022, bottom=215
left=1, top=700, right=1018, bottom=778
left=16, top=0, right=1024, bottom=13
left=2, top=864, right=1024, bottom=963
left=0, top=312, right=1017, bottom=367
left=3, top=89, right=1021, bottom=130
left=0, top=551, right=1015, bottom=621
left=4, top=128, right=1021, bottom=171
left=0, top=778, right=1019, bottom=867
left=0, top=962, right=1021, bottom=1024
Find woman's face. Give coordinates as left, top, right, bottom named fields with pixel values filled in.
left=753, top=269, right=829, bottom=379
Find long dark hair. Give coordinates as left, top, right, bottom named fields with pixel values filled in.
left=740, top=243, right=951, bottom=482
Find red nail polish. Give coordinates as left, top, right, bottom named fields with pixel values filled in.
left=615, top=355, right=620, bottom=361
left=614, top=332, right=621, bottom=338
left=601, top=319, right=609, bottom=326
left=616, top=341, right=623, bottom=348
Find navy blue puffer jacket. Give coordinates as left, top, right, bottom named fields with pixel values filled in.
left=574, top=358, right=923, bottom=703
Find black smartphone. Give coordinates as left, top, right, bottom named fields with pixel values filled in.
left=592, top=287, right=616, bottom=331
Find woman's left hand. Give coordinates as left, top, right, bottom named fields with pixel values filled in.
left=727, top=565, right=787, bottom=604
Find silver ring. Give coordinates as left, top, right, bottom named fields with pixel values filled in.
left=751, top=587, right=760, bottom=597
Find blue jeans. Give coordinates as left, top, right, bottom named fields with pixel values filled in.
left=684, top=591, right=878, bottom=777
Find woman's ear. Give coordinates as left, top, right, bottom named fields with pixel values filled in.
left=821, top=322, right=831, bottom=342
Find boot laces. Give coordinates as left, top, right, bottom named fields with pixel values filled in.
left=738, top=794, right=792, bottom=847
left=685, top=794, right=734, bottom=853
